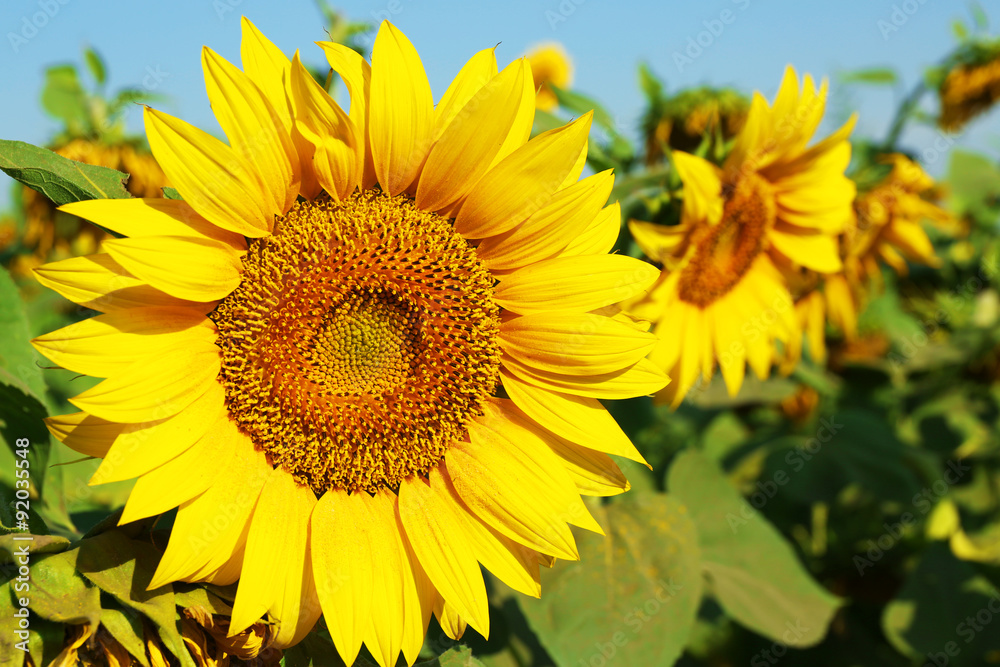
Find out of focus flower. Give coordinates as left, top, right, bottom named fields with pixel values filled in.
left=628, top=66, right=856, bottom=406
left=643, top=87, right=749, bottom=162
left=938, top=45, right=1000, bottom=131
left=526, top=43, right=573, bottom=111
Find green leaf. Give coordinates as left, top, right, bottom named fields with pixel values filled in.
left=101, top=603, right=151, bottom=667
left=162, top=186, right=183, bottom=200
left=549, top=85, right=624, bottom=140
left=637, top=63, right=664, bottom=104
left=764, top=410, right=922, bottom=504
left=668, top=451, right=841, bottom=647
left=947, top=149, right=1000, bottom=223
left=952, top=19, right=970, bottom=41
left=41, top=65, right=89, bottom=126
left=520, top=493, right=703, bottom=667
left=883, top=543, right=1000, bottom=662
left=76, top=529, right=195, bottom=667
left=971, top=1, right=989, bottom=30
left=417, top=646, right=487, bottom=666
left=0, top=268, right=50, bottom=404
left=0, top=139, right=131, bottom=207
left=84, top=47, right=107, bottom=86
left=0, top=534, right=69, bottom=570
left=839, top=67, right=898, bottom=85
left=28, top=548, right=102, bottom=627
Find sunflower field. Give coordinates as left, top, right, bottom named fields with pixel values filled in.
left=2, top=2, right=1000, bottom=666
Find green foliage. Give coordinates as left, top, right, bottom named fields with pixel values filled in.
left=520, top=493, right=702, bottom=667
left=0, top=139, right=131, bottom=206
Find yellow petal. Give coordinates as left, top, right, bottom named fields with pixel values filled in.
left=561, top=202, right=622, bottom=257
left=628, top=219, right=688, bottom=263
left=89, top=380, right=226, bottom=485
left=455, top=112, right=593, bottom=239
left=150, top=439, right=269, bottom=588
left=202, top=47, right=299, bottom=214
left=368, top=22, right=434, bottom=195
left=768, top=227, right=843, bottom=273
left=500, top=313, right=657, bottom=376
left=44, top=412, right=122, bottom=458
left=31, top=307, right=213, bottom=378
left=398, top=473, right=490, bottom=636
left=240, top=17, right=294, bottom=128
left=318, top=41, right=376, bottom=189
left=119, top=410, right=238, bottom=523
left=144, top=107, right=273, bottom=237
left=494, top=254, right=659, bottom=315
left=230, top=469, right=321, bottom=648
left=416, top=59, right=532, bottom=212
left=69, top=338, right=221, bottom=423
left=58, top=199, right=245, bottom=249
left=434, top=598, right=468, bottom=641
left=311, top=489, right=376, bottom=667
left=362, top=491, right=434, bottom=667
left=499, top=367, right=647, bottom=465
left=289, top=52, right=360, bottom=200
left=673, top=151, right=723, bottom=224
left=431, top=47, right=498, bottom=143
left=476, top=170, right=614, bottom=271
left=35, top=253, right=217, bottom=313
left=103, top=235, right=242, bottom=303
left=548, top=435, right=629, bottom=496
left=501, top=354, right=668, bottom=399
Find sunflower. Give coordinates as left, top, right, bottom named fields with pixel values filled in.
left=643, top=86, right=749, bottom=163
left=32, top=19, right=666, bottom=667
left=938, top=47, right=1000, bottom=132
left=627, top=66, right=856, bottom=406
left=782, top=153, right=955, bottom=366
left=526, top=43, right=573, bottom=111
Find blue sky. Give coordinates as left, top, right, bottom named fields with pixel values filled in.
left=0, top=0, right=997, bottom=208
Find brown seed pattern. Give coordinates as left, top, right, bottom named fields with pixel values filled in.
left=211, top=190, right=501, bottom=494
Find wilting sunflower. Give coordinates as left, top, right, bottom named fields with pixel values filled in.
left=32, top=19, right=666, bottom=667
left=526, top=43, right=573, bottom=111
left=938, top=45, right=1000, bottom=132
left=643, top=86, right=749, bottom=162
left=627, top=66, right=856, bottom=406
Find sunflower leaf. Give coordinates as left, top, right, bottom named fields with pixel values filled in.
left=101, top=603, right=151, bottom=667
left=0, top=139, right=132, bottom=206
left=667, top=450, right=841, bottom=647
left=416, top=646, right=487, bottom=665
left=76, top=529, right=194, bottom=667
left=519, top=492, right=703, bottom=667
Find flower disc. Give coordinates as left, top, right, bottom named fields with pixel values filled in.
left=212, top=191, right=500, bottom=494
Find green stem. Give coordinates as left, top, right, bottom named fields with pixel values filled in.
left=881, top=79, right=928, bottom=151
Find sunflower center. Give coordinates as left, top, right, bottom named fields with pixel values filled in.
left=210, top=191, right=501, bottom=495
left=677, top=172, right=776, bottom=307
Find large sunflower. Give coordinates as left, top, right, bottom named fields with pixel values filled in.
left=628, top=66, right=856, bottom=406
left=32, top=19, right=666, bottom=667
